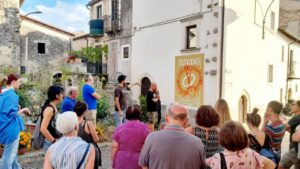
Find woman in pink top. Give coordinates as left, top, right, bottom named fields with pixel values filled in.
left=111, top=105, right=150, bottom=169
left=206, top=121, right=275, bottom=169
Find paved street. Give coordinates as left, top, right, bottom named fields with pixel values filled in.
left=19, top=142, right=112, bottom=169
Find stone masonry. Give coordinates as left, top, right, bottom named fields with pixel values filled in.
left=0, top=0, right=21, bottom=69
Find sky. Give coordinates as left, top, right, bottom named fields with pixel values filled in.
left=21, top=0, right=90, bottom=33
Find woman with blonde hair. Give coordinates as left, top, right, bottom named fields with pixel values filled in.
left=214, top=99, right=231, bottom=128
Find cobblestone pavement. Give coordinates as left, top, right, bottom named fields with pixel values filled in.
left=19, top=142, right=112, bottom=169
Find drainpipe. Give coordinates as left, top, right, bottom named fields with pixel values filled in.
left=219, top=0, right=225, bottom=98
left=285, top=41, right=295, bottom=102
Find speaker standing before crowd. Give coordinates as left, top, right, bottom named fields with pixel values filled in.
left=146, top=83, right=159, bottom=132
left=0, top=74, right=30, bottom=169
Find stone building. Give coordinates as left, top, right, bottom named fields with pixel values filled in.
left=20, top=15, right=75, bottom=74
left=74, top=0, right=133, bottom=82
left=0, top=0, right=22, bottom=69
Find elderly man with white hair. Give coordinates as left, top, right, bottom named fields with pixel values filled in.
left=43, top=111, right=95, bottom=169
left=61, top=86, right=78, bottom=113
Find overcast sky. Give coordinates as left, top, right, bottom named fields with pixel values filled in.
left=21, top=0, right=90, bottom=33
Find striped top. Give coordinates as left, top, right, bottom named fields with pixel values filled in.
left=49, top=136, right=91, bottom=169
left=264, top=119, right=286, bottom=151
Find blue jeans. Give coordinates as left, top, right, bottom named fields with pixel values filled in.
left=114, top=110, right=125, bottom=127
left=0, top=136, right=21, bottom=169
left=43, top=140, right=52, bottom=152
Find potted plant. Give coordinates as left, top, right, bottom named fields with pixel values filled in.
left=18, top=131, right=31, bottom=155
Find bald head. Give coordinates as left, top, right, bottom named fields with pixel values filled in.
left=150, top=82, right=157, bottom=91
left=167, top=103, right=188, bottom=121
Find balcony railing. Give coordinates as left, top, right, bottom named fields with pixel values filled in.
left=104, top=15, right=121, bottom=33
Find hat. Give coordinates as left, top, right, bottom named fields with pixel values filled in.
left=117, top=75, right=126, bottom=83
left=56, top=111, right=78, bottom=134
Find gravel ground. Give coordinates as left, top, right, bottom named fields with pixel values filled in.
left=19, top=142, right=112, bottom=169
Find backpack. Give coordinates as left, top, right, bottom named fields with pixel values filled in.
left=248, top=134, right=279, bottom=164
left=31, top=116, right=45, bottom=149
left=31, top=105, right=55, bottom=149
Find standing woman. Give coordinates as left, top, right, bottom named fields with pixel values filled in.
left=214, top=99, right=231, bottom=128
left=75, top=101, right=102, bottom=169
left=40, top=85, right=64, bottom=151
left=185, top=105, right=220, bottom=158
left=111, top=105, right=150, bottom=169
left=0, top=74, right=30, bottom=169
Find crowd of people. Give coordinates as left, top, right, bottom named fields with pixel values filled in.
left=1, top=72, right=300, bottom=169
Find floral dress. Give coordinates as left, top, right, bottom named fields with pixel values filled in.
left=206, top=148, right=264, bottom=169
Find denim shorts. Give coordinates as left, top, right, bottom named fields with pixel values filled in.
left=43, top=140, right=52, bottom=152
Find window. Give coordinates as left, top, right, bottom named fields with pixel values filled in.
left=186, top=25, right=197, bottom=49
left=280, top=88, right=283, bottom=102
left=281, top=46, right=285, bottom=62
left=122, top=45, right=130, bottom=60
left=37, top=42, right=45, bottom=54
left=96, top=5, right=102, bottom=19
left=290, top=50, right=295, bottom=75
left=268, top=65, right=273, bottom=83
left=271, top=11, right=275, bottom=30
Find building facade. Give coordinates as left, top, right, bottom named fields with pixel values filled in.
left=20, top=16, right=75, bottom=74
left=130, top=0, right=300, bottom=121
left=81, top=0, right=133, bottom=82
left=0, top=0, right=21, bottom=70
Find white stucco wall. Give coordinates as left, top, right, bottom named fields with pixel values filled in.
left=223, top=0, right=298, bottom=121
left=131, top=0, right=220, bottom=108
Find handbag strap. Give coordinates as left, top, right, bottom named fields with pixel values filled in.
left=220, top=152, right=227, bottom=169
left=248, top=134, right=263, bottom=150
left=77, top=144, right=90, bottom=169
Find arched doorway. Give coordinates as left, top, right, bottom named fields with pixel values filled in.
left=141, top=77, right=151, bottom=96
left=238, top=95, right=248, bottom=123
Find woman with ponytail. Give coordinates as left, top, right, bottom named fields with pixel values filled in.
left=40, top=85, right=64, bottom=151
left=246, top=108, right=272, bottom=151
left=0, top=73, right=30, bottom=168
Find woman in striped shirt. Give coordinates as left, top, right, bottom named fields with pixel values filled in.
left=43, top=111, right=95, bottom=169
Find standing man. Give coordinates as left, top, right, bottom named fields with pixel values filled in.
left=147, top=83, right=159, bottom=131
left=61, top=86, right=78, bottom=113
left=114, top=75, right=127, bottom=127
left=82, top=73, right=101, bottom=124
left=262, top=101, right=285, bottom=160
left=279, top=100, right=300, bottom=169
left=139, top=103, right=206, bottom=169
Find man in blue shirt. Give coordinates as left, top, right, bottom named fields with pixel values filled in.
left=82, top=73, right=101, bottom=124
left=61, top=86, right=78, bottom=113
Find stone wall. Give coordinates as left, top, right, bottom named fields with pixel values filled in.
left=20, top=31, right=71, bottom=73
left=0, top=0, right=20, bottom=69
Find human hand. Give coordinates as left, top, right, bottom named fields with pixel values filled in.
left=18, top=107, right=31, bottom=116
left=118, top=110, right=123, bottom=117
left=263, top=111, right=271, bottom=123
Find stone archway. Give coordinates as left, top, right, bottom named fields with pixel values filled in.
left=141, top=77, right=151, bottom=96
left=238, top=95, right=248, bottom=123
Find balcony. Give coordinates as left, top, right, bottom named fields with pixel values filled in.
left=104, top=15, right=121, bottom=33
left=89, top=19, right=104, bottom=37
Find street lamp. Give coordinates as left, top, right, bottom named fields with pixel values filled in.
left=20, top=11, right=42, bottom=74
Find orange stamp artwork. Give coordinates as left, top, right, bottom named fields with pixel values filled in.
left=175, top=54, right=204, bottom=107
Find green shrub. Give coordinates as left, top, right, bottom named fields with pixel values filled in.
left=97, top=94, right=110, bottom=120
left=139, top=95, right=148, bottom=122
